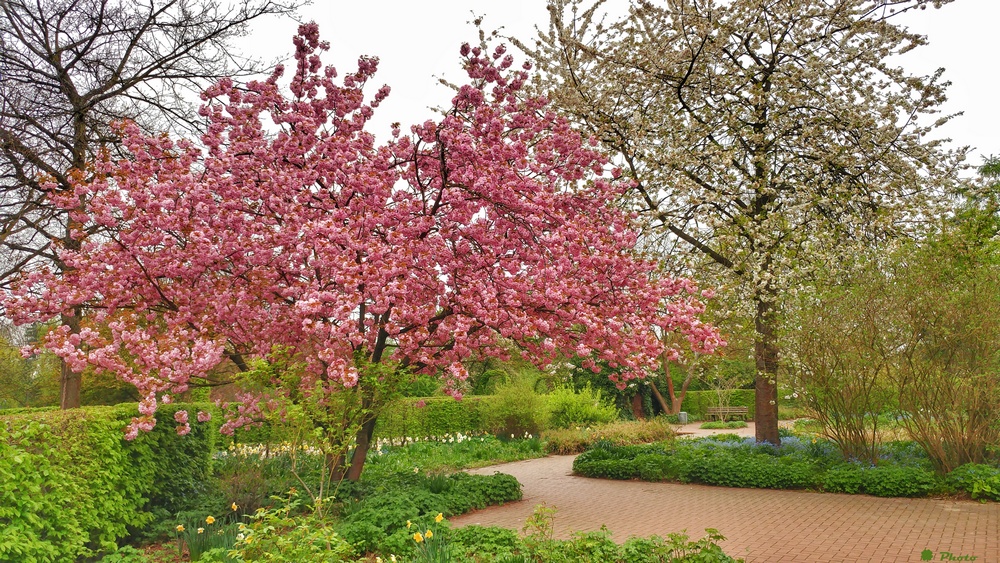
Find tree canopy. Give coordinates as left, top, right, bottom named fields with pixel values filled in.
left=5, top=25, right=722, bottom=478
left=520, top=0, right=965, bottom=442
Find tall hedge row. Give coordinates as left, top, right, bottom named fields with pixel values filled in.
left=0, top=403, right=217, bottom=562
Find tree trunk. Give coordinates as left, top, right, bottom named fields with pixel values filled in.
left=59, top=311, right=81, bottom=409
left=345, top=415, right=378, bottom=482
left=651, top=353, right=692, bottom=415
left=754, top=296, right=780, bottom=444
left=631, top=393, right=645, bottom=419
left=327, top=451, right=347, bottom=483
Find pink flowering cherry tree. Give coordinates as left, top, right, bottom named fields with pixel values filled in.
left=6, top=24, right=722, bottom=481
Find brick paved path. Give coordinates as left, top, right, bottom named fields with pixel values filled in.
left=452, top=455, right=1000, bottom=563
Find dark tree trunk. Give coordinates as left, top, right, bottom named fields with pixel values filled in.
left=345, top=415, right=378, bottom=482
left=754, top=296, right=780, bottom=444
left=631, top=393, right=645, bottom=419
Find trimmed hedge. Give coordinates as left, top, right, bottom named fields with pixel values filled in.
left=375, top=396, right=495, bottom=440
left=0, top=403, right=217, bottom=562
left=679, top=390, right=756, bottom=420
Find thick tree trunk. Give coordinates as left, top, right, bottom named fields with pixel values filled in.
left=327, top=451, right=347, bottom=483
left=59, top=311, right=82, bottom=409
left=631, top=393, right=645, bottom=419
left=754, top=296, right=780, bottom=444
left=345, top=415, right=378, bottom=482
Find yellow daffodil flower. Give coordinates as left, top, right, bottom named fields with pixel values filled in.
left=197, top=528, right=204, bottom=534
left=406, top=520, right=412, bottom=529
left=175, top=524, right=185, bottom=532
left=413, top=531, right=424, bottom=543
left=231, top=502, right=239, bottom=511
left=425, top=529, right=433, bottom=539
left=435, top=513, right=444, bottom=523
left=205, top=515, right=215, bottom=525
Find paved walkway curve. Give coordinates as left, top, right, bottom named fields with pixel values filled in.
left=452, top=454, right=1000, bottom=562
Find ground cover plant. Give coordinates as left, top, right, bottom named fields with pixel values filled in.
left=445, top=504, right=743, bottom=563
left=573, top=434, right=1000, bottom=500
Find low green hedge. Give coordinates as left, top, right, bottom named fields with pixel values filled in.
left=570, top=437, right=997, bottom=500
left=0, top=403, right=218, bottom=562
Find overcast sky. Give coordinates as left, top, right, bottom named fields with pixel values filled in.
left=242, top=0, right=997, bottom=163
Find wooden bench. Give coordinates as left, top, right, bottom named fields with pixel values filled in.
left=705, top=406, right=749, bottom=421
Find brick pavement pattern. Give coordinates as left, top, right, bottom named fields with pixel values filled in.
left=451, top=454, right=1000, bottom=562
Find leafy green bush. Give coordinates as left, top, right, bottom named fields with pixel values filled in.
left=0, top=403, right=217, bottom=561
left=482, top=380, right=549, bottom=438
left=946, top=463, right=1000, bottom=501
left=230, top=493, right=352, bottom=562
left=335, top=472, right=522, bottom=556
left=822, top=465, right=866, bottom=494
left=573, top=435, right=955, bottom=500
left=450, top=525, right=522, bottom=561
left=545, top=385, right=618, bottom=429
left=862, top=465, right=941, bottom=497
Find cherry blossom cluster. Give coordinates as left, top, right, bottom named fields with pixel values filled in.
left=5, top=24, right=722, bottom=438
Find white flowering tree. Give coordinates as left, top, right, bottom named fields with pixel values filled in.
left=517, top=0, right=966, bottom=443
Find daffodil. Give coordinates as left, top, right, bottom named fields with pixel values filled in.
left=435, top=513, right=444, bottom=523
left=205, top=515, right=215, bottom=525
left=413, top=531, right=424, bottom=543
left=197, top=527, right=204, bottom=534
left=406, top=520, right=412, bottom=529
left=425, top=529, right=433, bottom=539
left=231, top=502, right=239, bottom=511
left=175, top=524, right=185, bottom=532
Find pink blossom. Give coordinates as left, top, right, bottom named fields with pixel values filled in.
left=2, top=24, right=721, bottom=441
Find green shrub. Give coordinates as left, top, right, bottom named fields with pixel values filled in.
left=449, top=525, right=522, bottom=561
left=231, top=493, right=352, bottom=562
left=572, top=436, right=955, bottom=500
left=0, top=403, right=217, bottom=561
left=335, top=472, right=522, bottom=556
left=482, top=380, right=549, bottom=438
left=545, top=385, right=618, bottom=429
left=862, top=465, right=941, bottom=498
left=681, top=451, right=818, bottom=489
left=822, top=464, right=866, bottom=494
left=946, top=463, right=1000, bottom=501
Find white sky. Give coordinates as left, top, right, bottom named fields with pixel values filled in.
left=241, top=0, right=998, bottom=163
